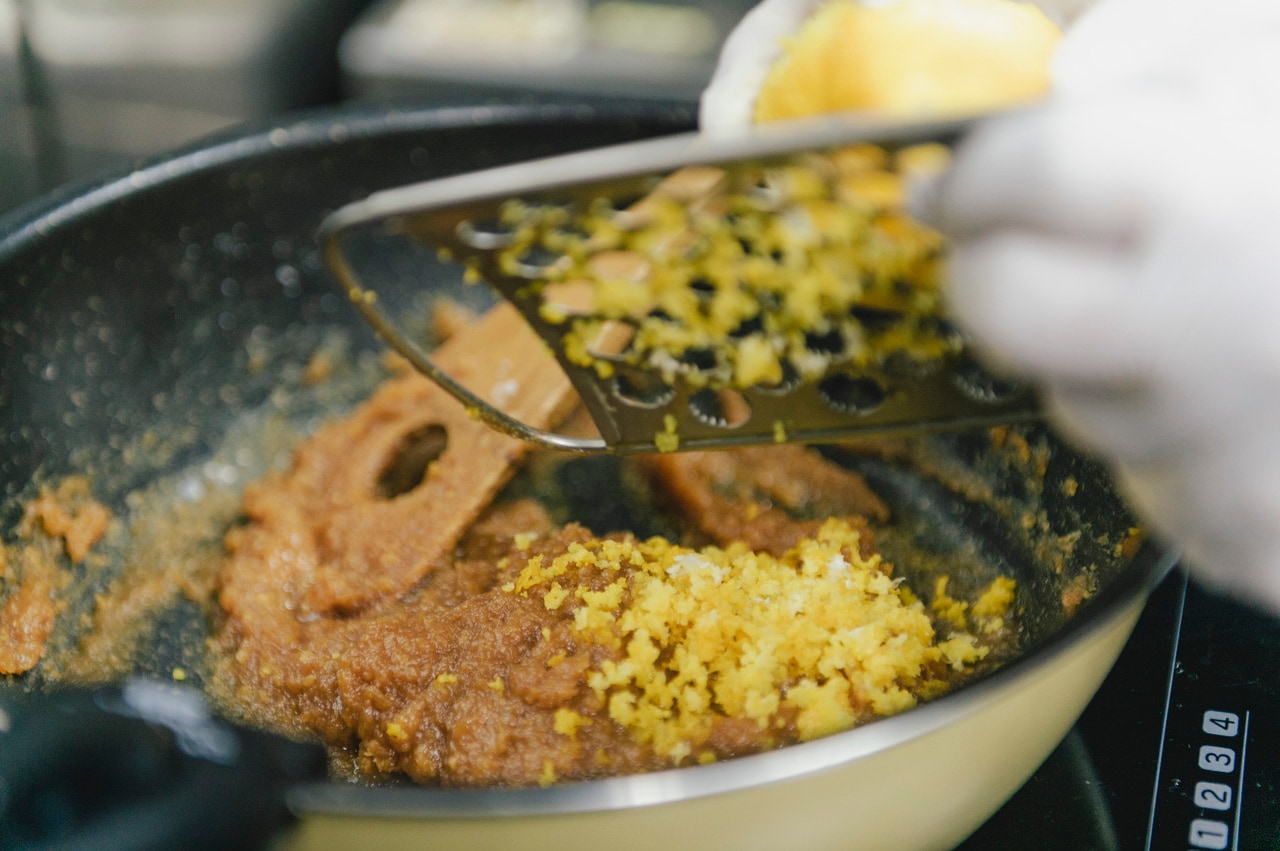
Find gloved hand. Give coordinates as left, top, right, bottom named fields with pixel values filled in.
left=936, top=0, right=1280, bottom=612
left=701, top=0, right=1280, bottom=613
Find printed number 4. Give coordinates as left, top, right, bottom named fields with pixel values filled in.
left=1203, top=710, right=1240, bottom=738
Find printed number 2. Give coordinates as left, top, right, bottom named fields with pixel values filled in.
left=1199, top=745, right=1237, bottom=774
left=1189, top=817, right=1230, bottom=849
left=1194, top=781, right=1233, bottom=811
left=1203, top=710, right=1240, bottom=738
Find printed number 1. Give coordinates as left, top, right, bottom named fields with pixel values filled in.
left=1189, top=817, right=1229, bottom=849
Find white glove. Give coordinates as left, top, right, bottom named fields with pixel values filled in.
left=936, top=0, right=1280, bottom=612
left=700, top=0, right=826, bottom=133
left=703, top=0, right=1280, bottom=612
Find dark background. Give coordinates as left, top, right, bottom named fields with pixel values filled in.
left=0, top=0, right=758, bottom=212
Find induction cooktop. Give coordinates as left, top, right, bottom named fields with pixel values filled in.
left=959, top=568, right=1280, bottom=850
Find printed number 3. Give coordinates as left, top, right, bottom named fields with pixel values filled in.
left=1198, top=745, right=1236, bottom=774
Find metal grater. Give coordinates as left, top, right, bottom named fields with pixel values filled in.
left=319, top=112, right=1037, bottom=454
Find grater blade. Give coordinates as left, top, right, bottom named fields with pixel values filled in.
left=320, top=112, right=1037, bottom=454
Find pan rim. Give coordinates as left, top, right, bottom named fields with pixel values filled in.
left=0, top=98, right=697, bottom=267
left=0, top=101, right=1174, bottom=819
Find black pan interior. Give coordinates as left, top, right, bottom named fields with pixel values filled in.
left=0, top=102, right=1161, bottom=718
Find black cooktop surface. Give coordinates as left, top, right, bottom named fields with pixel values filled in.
left=959, top=569, right=1280, bottom=850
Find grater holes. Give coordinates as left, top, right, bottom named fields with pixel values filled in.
left=819, top=374, right=887, bottom=415
left=928, top=317, right=967, bottom=348
left=509, top=245, right=565, bottom=279
left=688, top=277, right=717, bottom=300
left=849, top=306, right=903, bottom=333
left=689, top=388, right=751, bottom=429
left=804, top=328, right=846, bottom=357
left=754, top=361, right=801, bottom=394
left=613, top=368, right=675, bottom=409
left=728, top=315, right=764, bottom=339
left=879, top=350, right=940, bottom=381
left=676, top=347, right=719, bottom=373
left=455, top=218, right=517, bottom=251
left=953, top=358, right=1024, bottom=403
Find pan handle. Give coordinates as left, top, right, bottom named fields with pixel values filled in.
left=0, top=679, right=326, bottom=851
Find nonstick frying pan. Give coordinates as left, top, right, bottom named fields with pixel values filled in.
left=0, top=101, right=1172, bottom=850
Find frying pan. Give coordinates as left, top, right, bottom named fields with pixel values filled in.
left=0, top=101, right=1172, bottom=850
